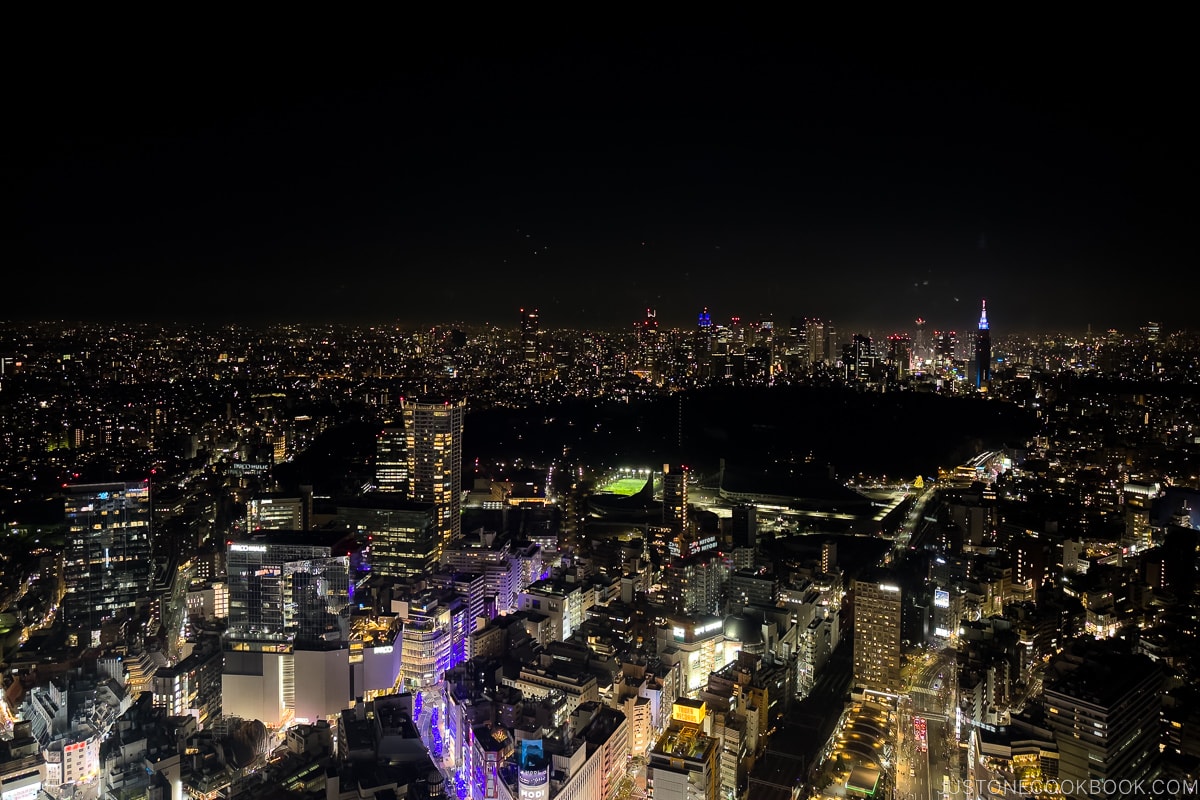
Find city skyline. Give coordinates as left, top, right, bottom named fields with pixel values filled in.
left=16, top=30, right=1197, bottom=334
left=2, top=261, right=1199, bottom=796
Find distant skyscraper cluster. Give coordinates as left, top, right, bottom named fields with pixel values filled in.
left=677, top=301, right=995, bottom=390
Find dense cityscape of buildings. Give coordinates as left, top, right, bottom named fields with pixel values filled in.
left=0, top=308, right=1198, bottom=800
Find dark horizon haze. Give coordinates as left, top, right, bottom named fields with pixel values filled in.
left=15, top=28, right=1197, bottom=336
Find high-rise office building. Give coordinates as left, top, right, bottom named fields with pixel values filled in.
left=374, top=425, right=407, bottom=492
left=664, top=552, right=724, bottom=616
left=805, top=318, right=825, bottom=367
left=637, top=308, right=661, bottom=376
left=852, top=576, right=902, bottom=694
left=1122, top=481, right=1161, bottom=552
left=694, top=308, right=714, bottom=376
left=848, top=333, right=877, bottom=381
left=975, top=299, right=992, bottom=391
left=519, top=307, right=540, bottom=365
left=820, top=539, right=838, bottom=575
left=913, top=317, right=928, bottom=368
left=886, top=333, right=911, bottom=378
left=662, top=464, right=689, bottom=533
left=934, top=329, right=959, bottom=367
left=248, top=493, right=308, bottom=530
left=731, top=504, right=756, bottom=550
left=1043, top=643, right=1163, bottom=787
left=62, top=481, right=153, bottom=638
left=403, top=395, right=466, bottom=564
left=223, top=531, right=360, bottom=728
left=824, top=321, right=838, bottom=364
left=337, top=493, right=439, bottom=579
left=224, top=533, right=353, bottom=648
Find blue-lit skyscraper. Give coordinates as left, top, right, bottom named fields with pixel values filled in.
left=694, top=307, right=714, bottom=378
left=975, top=299, right=992, bottom=391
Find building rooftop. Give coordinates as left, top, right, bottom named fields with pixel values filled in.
left=652, top=720, right=714, bottom=762
left=1044, top=650, right=1161, bottom=708
left=336, top=494, right=436, bottom=512
left=231, top=529, right=357, bottom=552
left=846, top=765, right=881, bottom=796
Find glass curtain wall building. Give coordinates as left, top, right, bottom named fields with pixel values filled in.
left=225, top=534, right=352, bottom=650
left=336, top=494, right=438, bottom=580
left=62, top=481, right=153, bottom=638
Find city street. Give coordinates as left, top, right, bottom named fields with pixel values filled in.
left=897, top=648, right=958, bottom=800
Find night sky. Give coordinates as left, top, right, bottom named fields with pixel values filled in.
left=17, top=28, right=1197, bottom=334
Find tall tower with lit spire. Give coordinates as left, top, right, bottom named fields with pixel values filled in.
left=975, top=299, right=992, bottom=391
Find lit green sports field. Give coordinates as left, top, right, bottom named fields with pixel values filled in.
left=601, top=477, right=650, bottom=496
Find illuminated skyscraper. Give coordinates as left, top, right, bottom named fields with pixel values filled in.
left=519, top=307, right=540, bottom=365
left=338, top=494, right=438, bottom=579
left=913, top=317, right=928, bottom=368
left=62, top=481, right=153, bottom=638
left=934, top=329, right=958, bottom=367
left=222, top=531, right=357, bottom=728
left=852, top=576, right=902, bottom=694
left=848, top=333, right=877, bottom=381
left=821, top=539, right=837, bottom=575
left=662, top=464, right=689, bottom=533
left=694, top=307, right=713, bottom=376
left=637, top=308, right=661, bottom=377
left=805, top=318, right=828, bottom=367
left=225, top=534, right=352, bottom=647
left=975, top=299, right=992, bottom=391
left=248, top=493, right=308, bottom=530
left=886, top=333, right=911, bottom=378
left=403, top=395, right=466, bottom=563
left=374, top=424, right=407, bottom=492
left=1122, top=480, right=1161, bottom=552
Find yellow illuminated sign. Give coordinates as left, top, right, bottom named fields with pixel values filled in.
left=672, top=700, right=707, bottom=724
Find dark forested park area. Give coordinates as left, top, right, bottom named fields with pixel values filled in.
left=275, top=385, right=1038, bottom=494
